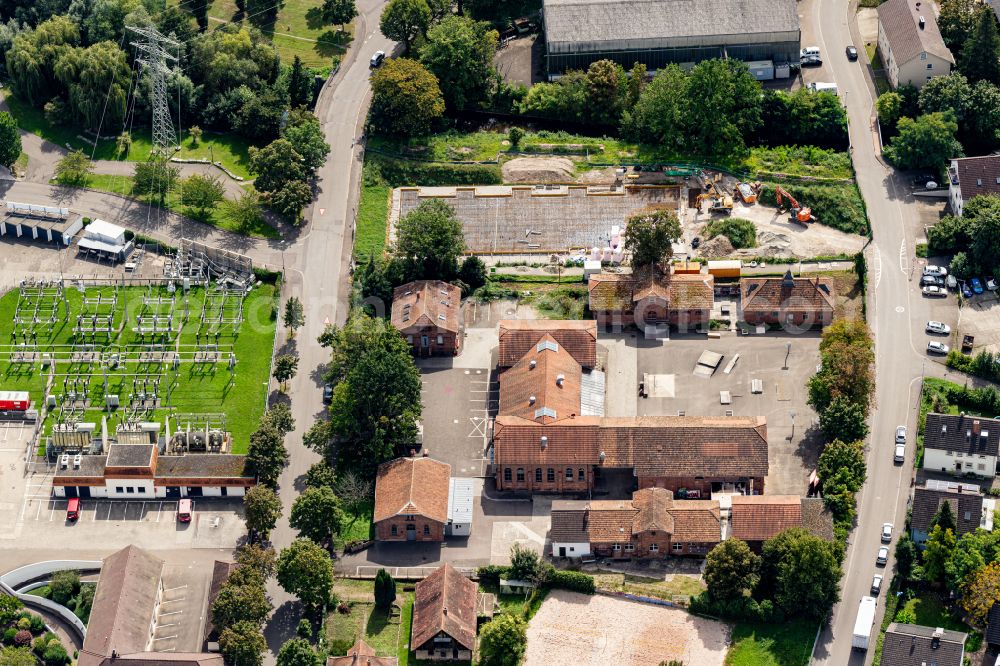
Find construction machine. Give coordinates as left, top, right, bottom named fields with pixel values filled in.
left=695, top=171, right=734, bottom=214
left=736, top=181, right=762, bottom=204
left=773, top=185, right=816, bottom=225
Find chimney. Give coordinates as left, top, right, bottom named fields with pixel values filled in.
left=556, top=374, right=565, bottom=386
left=781, top=270, right=795, bottom=292
left=599, top=451, right=606, bottom=463
left=423, top=450, right=429, bottom=457
left=919, top=15, right=926, bottom=29
left=974, top=420, right=982, bottom=437
left=443, top=607, right=448, bottom=616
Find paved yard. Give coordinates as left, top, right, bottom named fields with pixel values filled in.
left=524, top=590, right=730, bottom=666
left=417, top=366, right=493, bottom=477
left=0, top=424, right=34, bottom=539
left=636, top=332, right=824, bottom=495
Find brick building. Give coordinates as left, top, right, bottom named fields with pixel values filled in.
left=497, top=320, right=598, bottom=368
left=391, top=281, right=463, bottom=356
left=549, top=488, right=722, bottom=559
left=729, top=495, right=834, bottom=551
left=739, top=271, right=835, bottom=329
left=374, top=457, right=451, bottom=542
left=587, top=268, right=714, bottom=330
left=412, top=564, right=478, bottom=661
left=492, top=414, right=768, bottom=496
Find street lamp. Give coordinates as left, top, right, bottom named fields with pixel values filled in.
left=790, top=410, right=797, bottom=440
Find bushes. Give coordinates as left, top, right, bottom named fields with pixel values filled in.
left=476, top=565, right=509, bottom=585
left=946, top=349, right=1000, bottom=382
left=758, top=181, right=869, bottom=235
left=547, top=569, right=596, bottom=594
left=689, top=593, right=783, bottom=624
left=366, top=154, right=502, bottom=186
left=704, top=217, right=757, bottom=249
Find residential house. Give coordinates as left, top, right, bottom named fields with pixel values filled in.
left=986, top=602, right=1000, bottom=650
left=729, top=495, right=834, bottom=551
left=740, top=271, right=835, bottom=329
left=910, top=479, right=987, bottom=546
left=922, top=413, right=1000, bottom=477
left=412, top=564, right=478, bottom=661
left=587, top=268, right=714, bottom=330
left=881, top=624, right=966, bottom=666
left=327, top=640, right=397, bottom=666
left=79, top=545, right=223, bottom=666
left=497, top=320, right=597, bottom=369
left=549, top=488, right=722, bottom=559
left=948, top=155, right=1000, bottom=218
left=877, top=0, right=954, bottom=89
left=374, top=456, right=451, bottom=542
left=391, top=281, right=463, bottom=357
left=493, top=415, right=768, bottom=496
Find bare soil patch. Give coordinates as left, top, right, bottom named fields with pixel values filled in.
left=502, top=156, right=576, bottom=183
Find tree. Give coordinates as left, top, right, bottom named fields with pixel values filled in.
left=269, top=180, right=314, bottom=223
left=884, top=112, right=963, bottom=170
left=419, top=15, right=497, bottom=111
left=283, top=297, right=305, bottom=338
left=394, top=199, right=466, bottom=279
left=49, top=570, right=78, bottom=605
left=223, top=191, right=266, bottom=232
left=507, top=126, right=524, bottom=148
left=0, top=596, right=22, bottom=626
left=235, top=543, right=278, bottom=578
left=0, top=647, right=36, bottom=666
left=370, top=58, right=445, bottom=136
left=289, top=486, right=344, bottom=544
left=626, top=62, right=647, bottom=110
left=262, top=402, right=295, bottom=435
left=623, top=208, right=682, bottom=270
left=288, top=56, right=311, bottom=108
left=40, top=644, right=67, bottom=666
left=179, top=174, right=225, bottom=219
left=188, top=125, right=203, bottom=146
left=133, top=156, right=180, bottom=206
left=808, top=319, right=876, bottom=413
left=622, top=65, right=687, bottom=146
left=219, top=621, right=267, bottom=666
left=273, top=354, right=299, bottom=390
left=478, top=613, right=527, bottom=666
left=931, top=499, right=957, bottom=533
left=249, top=138, right=307, bottom=194
left=961, top=561, right=1000, bottom=625
left=961, top=6, right=1000, bottom=85
left=305, top=461, right=337, bottom=490
left=211, top=580, right=272, bottom=630
left=819, top=398, right=869, bottom=444
left=334, top=469, right=373, bottom=515
left=245, top=422, right=288, bottom=488
left=116, top=132, right=132, bottom=159
left=303, top=420, right=335, bottom=458
left=918, top=73, right=972, bottom=124
left=939, top=0, right=979, bottom=52
left=683, top=59, right=762, bottom=157
left=895, top=534, right=917, bottom=580
left=876, top=91, right=904, bottom=131
left=53, top=150, right=93, bottom=186
left=584, top=59, right=627, bottom=125
left=0, top=112, right=20, bottom=170
left=922, top=524, right=956, bottom=583
left=243, top=485, right=283, bottom=539
left=282, top=111, right=329, bottom=173
left=276, top=639, right=319, bottom=666
left=704, top=217, right=756, bottom=249
left=6, top=17, right=80, bottom=106
left=276, top=538, right=333, bottom=609
left=323, top=314, right=422, bottom=474
left=321, top=0, right=357, bottom=29
left=817, top=439, right=867, bottom=492
left=374, top=569, right=396, bottom=609
left=970, top=203, right=1000, bottom=273
left=950, top=251, right=972, bottom=279
left=296, top=619, right=312, bottom=639
left=758, top=528, right=842, bottom=619
left=54, top=41, right=131, bottom=130
left=509, top=543, right=542, bottom=582
left=949, top=530, right=1000, bottom=589
left=459, top=255, right=487, bottom=292
left=380, top=0, right=431, bottom=50
left=704, top=538, right=760, bottom=600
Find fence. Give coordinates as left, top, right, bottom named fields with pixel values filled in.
left=353, top=565, right=477, bottom=580
left=0, top=560, right=102, bottom=642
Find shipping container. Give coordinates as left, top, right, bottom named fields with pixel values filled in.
left=746, top=60, right=775, bottom=81
left=0, top=391, right=31, bottom=411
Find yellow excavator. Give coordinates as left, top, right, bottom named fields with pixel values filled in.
left=695, top=172, right=733, bottom=214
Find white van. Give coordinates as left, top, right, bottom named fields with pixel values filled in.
left=809, top=82, right=839, bottom=96
left=800, top=46, right=821, bottom=58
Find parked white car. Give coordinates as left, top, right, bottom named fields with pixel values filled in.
left=927, top=341, right=950, bottom=355
left=922, top=285, right=947, bottom=297
left=895, top=426, right=907, bottom=444
left=871, top=574, right=883, bottom=595
left=876, top=546, right=889, bottom=566
left=926, top=321, right=951, bottom=334
left=924, top=265, right=948, bottom=277
left=894, top=443, right=906, bottom=463
left=882, top=523, right=893, bottom=543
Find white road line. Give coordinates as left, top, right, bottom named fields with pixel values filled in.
left=898, top=238, right=908, bottom=274
left=159, top=610, right=184, bottom=616
left=163, top=585, right=189, bottom=592
left=873, top=244, right=883, bottom=291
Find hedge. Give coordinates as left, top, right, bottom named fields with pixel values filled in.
left=758, top=181, right=869, bottom=235
left=475, top=565, right=595, bottom=594
left=477, top=565, right=509, bottom=585
left=367, top=155, right=502, bottom=187
left=688, top=593, right=784, bottom=624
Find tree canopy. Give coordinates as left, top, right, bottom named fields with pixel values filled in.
left=243, top=484, right=283, bottom=539
left=704, top=538, right=760, bottom=600
left=289, top=485, right=345, bottom=544
left=759, top=528, right=842, bottom=620
left=623, top=208, right=682, bottom=270
left=394, top=198, right=466, bottom=280
left=478, top=613, right=527, bottom=666
left=419, top=15, right=497, bottom=111
left=0, top=111, right=22, bottom=169
left=276, top=538, right=333, bottom=609
left=219, top=621, right=267, bottom=666
left=379, top=0, right=430, bottom=50
left=884, top=111, right=963, bottom=170
left=370, top=58, right=444, bottom=136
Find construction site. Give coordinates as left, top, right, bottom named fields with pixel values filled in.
left=0, top=239, right=277, bottom=459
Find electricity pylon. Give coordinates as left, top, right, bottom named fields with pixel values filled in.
left=128, top=25, right=180, bottom=156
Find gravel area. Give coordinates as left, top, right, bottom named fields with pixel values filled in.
left=524, top=589, right=730, bottom=666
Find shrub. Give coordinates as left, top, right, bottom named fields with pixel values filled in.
left=704, top=217, right=757, bottom=249
left=758, top=182, right=869, bottom=235
left=546, top=570, right=595, bottom=594
left=689, top=592, right=784, bottom=623
left=15, top=619, right=28, bottom=631
left=13, top=631, right=31, bottom=647
left=476, top=565, right=510, bottom=585
left=43, top=642, right=69, bottom=666
left=28, top=616, right=44, bottom=634
left=367, top=155, right=502, bottom=186
left=4, top=628, right=17, bottom=645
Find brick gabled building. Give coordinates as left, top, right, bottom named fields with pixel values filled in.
left=549, top=488, right=722, bottom=559
left=412, top=564, right=478, bottom=661
left=391, top=280, right=463, bottom=357
left=729, top=495, right=834, bottom=551
left=374, top=457, right=451, bottom=542
left=740, top=271, right=835, bottom=329
left=587, top=268, right=714, bottom=330
left=497, top=320, right=597, bottom=368
left=492, top=415, right=768, bottom=496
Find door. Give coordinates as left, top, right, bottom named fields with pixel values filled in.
left=406, top=524, right=416, bottom=541
left=188, top=486, right=203, bottom=497
left=64, top=486, right=78, bottom=498
left=165, top=486, right=180, bottom=499
left=558, top=547, right=566, bottom=557
left=79, top=486, right=90, bottom=499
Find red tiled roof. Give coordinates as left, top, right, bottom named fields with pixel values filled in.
left=497, top=320, right=598, bottom=368
left=670, top=501, right=722, bottom=543
left=954, top=155, right=1000, bottom=201
left=498, top=334, right=582, bottom=424
left=589, top=270, right=714, bottom=312
left=374, top=457, right=450, bottom=524
left=326, top=639, right=398, bottom=666
left=740, top=273, right=835, bottom=315
left=412, top=564, right=478, bottom=652
left=631, top=487, right=675, bottom=534
left=391, top=281, right=461, bottom=335
left=730, top=495, right=804, bottom=542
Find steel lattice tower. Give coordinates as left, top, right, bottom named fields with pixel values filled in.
left=128, top=25, right=180, bottom=155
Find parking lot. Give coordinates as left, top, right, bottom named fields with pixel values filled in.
left=0, top=425, right=34, bottom=539
left=418, top=366, right=495, bottom=477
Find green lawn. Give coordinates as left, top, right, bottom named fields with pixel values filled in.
left=335, top=500, right=374, bottom=548
left=893, top=592, right=981, bottom=651
left=325, top=585, right=413, bottom=663
left=592, top=572, right=706, bottom=601
left=478, top=582, right=548, bottom=620
left=3, top=92, right=255, bottom=178
left=26, top=583, right=96, bottom=624
left=725, top=620, right=817, bottom=666
left=356, top=184, right=391, bottom=260
left=0, top=283, right=277, bottom=454
left=60, top=174, right=279, bottom=239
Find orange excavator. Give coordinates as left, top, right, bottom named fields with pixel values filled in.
left=774, top=186, right=816, bottom=225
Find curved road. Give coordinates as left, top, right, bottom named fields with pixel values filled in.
left=809, top=0, right=942, bottom=663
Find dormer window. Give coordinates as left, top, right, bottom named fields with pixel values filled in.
left=920, top=51, right=927, bottom=60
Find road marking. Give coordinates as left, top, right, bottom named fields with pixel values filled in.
left=895, top=306, right=904, bottom=313
left=899, top=238, right=908, bottom=274
left=873, top=245, right=883, bottom=291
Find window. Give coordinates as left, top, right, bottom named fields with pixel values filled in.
left=966, top=462, right=973, bottom=469
left=423, top=524, right=430, bottom=535
left=116, top=486, right=124, bottom=493
left=979, top=463, right=986, bottom=471
left=624, top=544, right=635, bottom=552
left=547, top=468, right=555, bottom=482
left=947, top=451, right=953, bottom=456
left=516, top=468, right=525, bottom=482
left=406, top=335, right=413, bottom=344
left=565, top=467, right=573, bottom=480
left=578, top=468, right=585, bottom=481
left=535, top=468, right=542, bottom=482
left=965, top=511, right=973, bottom=520
left=126, top=487, right=135, bottom=494
left=649, top=544, right=659, bottom=553
left=920, top=51, right=927, bottom=60
left=926, top=63, right=933, bottom=69
left=569, top=547, right=575, bottom=552
left=421, top=336, right=429, bottom=347
left=391, top=524, right=398, bottom=536
left=436, top=335, right=443, bottom=345
left=504, top=468, right=512, bottom=482
left=612, top=544, right=622, bottom=551
left=672, top=543, right=684, bottom=552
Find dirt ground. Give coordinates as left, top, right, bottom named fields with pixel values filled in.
left=689, top=200, right=867, bottom=259
left=524, top=589, right=730, bottom=666
left=502, top=157, right=577, bottom=183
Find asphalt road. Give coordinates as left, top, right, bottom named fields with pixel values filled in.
left=810, top=0, right=938, bottom=663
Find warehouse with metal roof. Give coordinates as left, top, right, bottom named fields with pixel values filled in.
left=542, top=0, right=801, bottom=75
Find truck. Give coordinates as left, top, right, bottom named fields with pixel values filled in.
left=852, top=596, right=878, bottom=650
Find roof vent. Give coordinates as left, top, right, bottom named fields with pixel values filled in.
left=443, top=607, right=448, bottom=616
left=529, top=359, right=537, bottom=369
left=919, top=16, right=925, bottom=29
left=599, top=451, right=606, bottom=463
left=529, top=395, right=536, bottom=404
left=438, top=314, right=446, bottom=321
left=540, top=436, right=548, bottom=449
left=556, top=374, right=565, bottom=386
